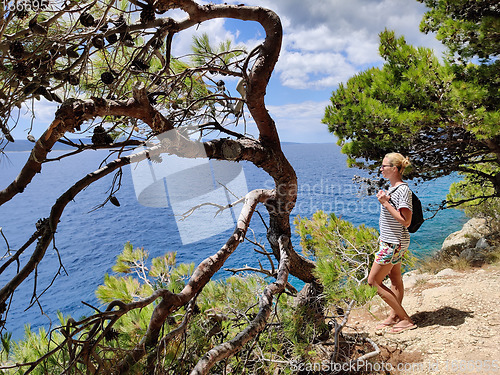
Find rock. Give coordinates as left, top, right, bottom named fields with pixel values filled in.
left=459, top=248, right=487, bottom=267
left=435, top=268, right=460, bottom=278
left=440, top=218, right=491, bottom=257
left=403, top=274, right=419, bottom=288
left=403, top=270, right=419, bottom=278
left=475, top=237, right=490, bottom=249
left=403, top=271, right=431, bottom=288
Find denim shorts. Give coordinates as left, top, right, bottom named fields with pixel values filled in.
left=375, top=240, right=407, bottom=265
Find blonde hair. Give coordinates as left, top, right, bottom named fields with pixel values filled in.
left=385, top=153, right=411, bottom=174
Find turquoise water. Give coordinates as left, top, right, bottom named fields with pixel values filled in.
left=0, top=142, right=467, bottom=339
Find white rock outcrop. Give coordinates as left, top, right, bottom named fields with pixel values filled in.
left=440, top=218, right=491, bottom=255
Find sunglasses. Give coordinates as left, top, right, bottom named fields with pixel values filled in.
left=380, top=164, right=394, bottom=169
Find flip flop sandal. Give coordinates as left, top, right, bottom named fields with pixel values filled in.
left=375, top=321, right=397, bottom=330
left=388, top=324, right=417, bottom=334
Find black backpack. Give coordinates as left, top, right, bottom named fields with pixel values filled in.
left=390, top=184, right=424, bottom=233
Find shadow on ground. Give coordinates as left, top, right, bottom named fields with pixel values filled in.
left=411, top=306, right=474, bottom=328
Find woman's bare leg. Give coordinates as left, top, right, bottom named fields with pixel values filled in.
left=368, top=261, right=413, bottom=328
left=385, top=262, right=404, bottom=323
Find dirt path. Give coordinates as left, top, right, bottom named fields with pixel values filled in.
left=346, top=263, right=500, bottom=374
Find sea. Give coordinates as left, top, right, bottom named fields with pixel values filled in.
left=0, top=141, right=467, bottom=340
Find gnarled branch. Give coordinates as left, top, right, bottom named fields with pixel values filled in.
left=190, top=235, right=290, bottom=375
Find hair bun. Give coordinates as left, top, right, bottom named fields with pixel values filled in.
left=402, top=156, right=411, bottom=168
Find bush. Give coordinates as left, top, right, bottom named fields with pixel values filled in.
left=294, top=211, right=380, bottom=305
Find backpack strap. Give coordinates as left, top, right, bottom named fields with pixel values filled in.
left=389, top=182, right=407, bottom=194
left=388, top=183, right=409, bottom=207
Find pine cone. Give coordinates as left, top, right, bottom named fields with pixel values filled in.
left=66, top=74, right=79, bottom=85
left=36, top=218, right=49, bottom=230
left=101, top=71, right=115, bottom=85
left=131, top=59, right=149, bottom=71
left=105, top=33, right=118, bottom=45
left=104, top=328, right=119, bottom=342
left=13, top=62, right=32, bottom=78
left=92, top=35, right=105, bottom=49
left=29, top=17, right=48, bottom=35
left=9, top=41, right=25, bottom=59
left=34, top=86, right=48, bottom=96
left=79, top=12, right=95, bottom=27
left=113, top=14, right=126, bottom=28
left=15, top=10, right=29, bottom=19
left=23, top=82, right=39, bottom=95
left=53, top=71, right=67, bottom=81
left=66, top=48, right=80, bottom=59
left=140, top=6, right=156, bottom=23
left=92, top=125, right=113, bottom=145
left=119, top=33, right=134, bottom=47
left=51, top=92, right=63, bottom=103
left=109, top=195, right=120, bottom=207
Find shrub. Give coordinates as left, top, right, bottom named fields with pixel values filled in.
left=294, top=211, right=380, bottom=305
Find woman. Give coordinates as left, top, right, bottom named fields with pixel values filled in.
left=367, top=153, right=417, bottom=334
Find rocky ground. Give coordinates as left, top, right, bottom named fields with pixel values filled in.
left=346, top=263, right=500, bottom=375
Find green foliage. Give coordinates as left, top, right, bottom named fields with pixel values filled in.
left=10, top=313, right=77, bottom=375
left=294, top=211, right=379, bottom=305
left=7, top=224, right=417, bottom=373
left=0, top=332, right=11, bottom=362
left=198, top=275, right=263, bottom=313
left=12, top=326, right=53, bottom=373
left=112, top=241, right=148, bottom=273
left=96, top=242, right=194, bottom=305
left=4, top=230, right=398, bottom=373
left=3, top=243, right=194, bottom=374
left=190, top=33, right=246, bottom=68
left=0, top=2, right=248, bottom=143
left=418, top=0, right=499, bottom=60
left=448, top=163, right=500, bottom=224
left=417, top=0, right=499, bottom=132
left=96, top=274, right=153, bottom=303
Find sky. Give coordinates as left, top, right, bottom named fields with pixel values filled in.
left=11, top=0, right=446, bottom=143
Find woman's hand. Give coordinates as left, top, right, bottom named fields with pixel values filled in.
left=377, top=190, right=390, bottom=205
left=377, top=190, right=412, bottom=227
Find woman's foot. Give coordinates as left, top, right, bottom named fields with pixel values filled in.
left=375, top=316, right=400, bottom=330
left=388, top=320, right=417, bottom=334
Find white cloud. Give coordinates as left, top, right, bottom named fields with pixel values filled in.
left=276, top=50, right=357, bottom=89
left=269, top=100, right=332, bottom=142
left=240, top=100, right=332, bottom=143
left=209, top=0, right=447, bottom=141
left=226, top=0, right=445, bottom=90
left=268, top=100, right=329, bottom=120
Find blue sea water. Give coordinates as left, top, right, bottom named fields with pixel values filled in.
left=0, top=142, right=467, bottom=340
